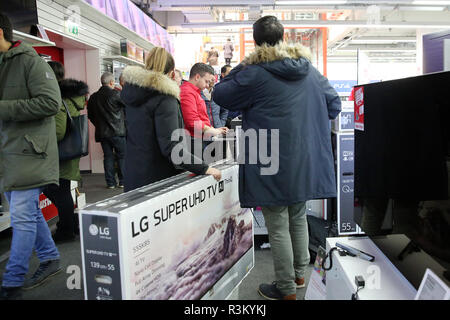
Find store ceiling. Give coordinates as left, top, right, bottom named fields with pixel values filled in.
left=130, top=0, right=450, bottom=62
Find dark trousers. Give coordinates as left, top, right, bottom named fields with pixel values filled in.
left=44, top=179, right=77, bottom=236
left=100, top=136, right=126, bottom=187
left=225, top=58, right=231, bottom=65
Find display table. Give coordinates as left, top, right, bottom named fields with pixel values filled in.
left=326, top=236, right=417, bottom=300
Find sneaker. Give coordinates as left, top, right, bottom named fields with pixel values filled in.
left=106, top=185, right=115, bottom=189
left=295, top=277, right=306, bottom=288
left=258, top=282, right=296, bottom=300
left=117, top=184, right=124, bottom=188
left=0, top=286, right=22, bottom=300
left=23, top=259, right=62, bottom=290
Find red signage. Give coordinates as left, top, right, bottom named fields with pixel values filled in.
left=354, top=86, right=364, bottom=131
left=39, top=194, right=58, bottom=222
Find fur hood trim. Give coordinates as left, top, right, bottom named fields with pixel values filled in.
left=243, top=42, right=312, bottom=66
left=122, top=66, right=180, bottom=100
left=59, top=79, right=89, bottom=99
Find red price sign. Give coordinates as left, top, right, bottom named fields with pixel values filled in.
left=354, top=86, right=364, bottom=131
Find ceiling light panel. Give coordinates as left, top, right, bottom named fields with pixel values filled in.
left=412, top=1, right=450, bottom=5
left=276, top=1, right=347, bottom=4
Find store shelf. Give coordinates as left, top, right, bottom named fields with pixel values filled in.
left=12, top=30, right=55, bottom=47
left=103, top=55, right=145, bottom=67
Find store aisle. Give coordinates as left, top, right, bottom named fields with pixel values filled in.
left=0, top=173, right=312, bottom=300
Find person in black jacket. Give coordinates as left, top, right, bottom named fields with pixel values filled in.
left=87, top=72, right=126, bottom=189
left=213, top=16, right=341, bottom=301
left=120, top=47, right=221, bottom=192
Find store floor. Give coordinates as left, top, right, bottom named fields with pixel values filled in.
left=0, top=173, right=312, bottom=300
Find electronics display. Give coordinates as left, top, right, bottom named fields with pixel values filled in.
left=83, top=0, right=174, bottom=53
left=335, top=242, right=375, bottom=262
left=353, top=71, right=450, bottom=288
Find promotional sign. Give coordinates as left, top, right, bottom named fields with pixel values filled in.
left=329, top=80, right=357, bottom=96
left=135, top=47, right=144, bottom=64
left=335, top=133, right=358, bottom=235
left=354, top=86, right=365, bottom=131
left=332, top=101, right=354, bottom=132
left=80, top=163, right=254, bottom=300
left=305, top=246, right=327, bottom=300
left=120, top=39, right=137, bottom=61
left=415, top=268, right=450, bottom=300
left=39, top=194, right=58, bottom=221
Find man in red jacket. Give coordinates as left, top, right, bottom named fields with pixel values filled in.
left=180, top=63, right=228, bottom=158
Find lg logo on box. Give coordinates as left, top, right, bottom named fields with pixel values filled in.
left=89, top=224, right=110, bottom=239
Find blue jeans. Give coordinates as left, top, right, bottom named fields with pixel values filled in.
left=2, top=188, right=60, bottom=287
left=100, top=136, right=126, bottom=187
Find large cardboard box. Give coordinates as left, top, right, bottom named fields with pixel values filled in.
left=79, top=163, right=254, bottom=300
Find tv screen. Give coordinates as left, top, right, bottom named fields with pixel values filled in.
left=353, top=71, right=450, bottom=289
left=0, top=0, right=39, bottom=33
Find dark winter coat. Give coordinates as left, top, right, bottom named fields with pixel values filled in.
left=213, top=42, right=342, bottom=207
left=87, top=85, right=126, bottom=142
left=56, top=79, right=89, bottom=181
left=0, top=41, right=61, bottom=192
left=121, top=66, right=209, bottom=192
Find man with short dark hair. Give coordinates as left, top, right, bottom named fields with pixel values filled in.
left=87, top=72, right=126, bottom=189
left=0, top=13, right=62, bottom=300
left=213, top=15, right=341, bottom=300
left=180, top=63, right=228, bottom=141
left=207, top=64, right=232, bottom=128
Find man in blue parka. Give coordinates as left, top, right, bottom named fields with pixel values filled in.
left=213, top=16, right=341, bottom=300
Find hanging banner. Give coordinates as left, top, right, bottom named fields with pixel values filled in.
left=80, top=163, right=254, bottom=300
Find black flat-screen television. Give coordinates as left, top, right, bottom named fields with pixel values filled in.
left=353, top=71, right=450, bottom=289
left=0, top=0, right=39, bottom=34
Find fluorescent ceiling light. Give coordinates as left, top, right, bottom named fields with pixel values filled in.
left=412, top=1, right=450, bottom=5
left=399, top=6, right=445, bottom=10
left=276, top=1, right=347, bottom=5
left=351, top=39, right=416, bottom=44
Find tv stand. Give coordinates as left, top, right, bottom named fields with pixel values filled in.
left=325, top=235, right=450, bottom=299
left=326, top=236, right=417, bottom=300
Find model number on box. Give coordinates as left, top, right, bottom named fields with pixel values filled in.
left=133, top=239, right=151, bottom=254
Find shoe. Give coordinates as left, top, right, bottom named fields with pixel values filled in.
left=295, top=277, right=306, bottom=288
left=23, top=259, right=62, bottom=290
left=117, top=184, right=124, bottom=188
left=106, top=185, right=115, bottom=189
left=0, top=286, right=22, bottom=300
left=258, top=282, right=296, bottom=300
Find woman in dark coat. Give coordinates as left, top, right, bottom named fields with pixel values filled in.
left=45, top=61, right=89, bottom=241
left=120, top=47, right=221, bottom=192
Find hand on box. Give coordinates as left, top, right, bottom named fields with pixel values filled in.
left=205, top=167, right=222, bottom=181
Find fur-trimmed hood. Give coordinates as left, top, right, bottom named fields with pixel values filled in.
left=242, top=42, right=312, bottom=81
left=121, top=66, right=180, bottom=101
left=59, top=78, right=89, bottom=99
